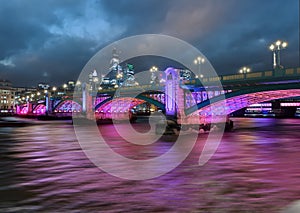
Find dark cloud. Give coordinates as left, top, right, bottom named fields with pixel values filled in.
left=0, top=0, right=298, bottom=86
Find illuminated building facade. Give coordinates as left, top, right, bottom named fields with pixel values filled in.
left=0, top=80, right=15, bottom=114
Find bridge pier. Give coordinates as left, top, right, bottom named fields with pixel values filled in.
left=86, top=92, right=94, bottom=120
left=155, top=68, right=185, bottom=135
left=155, top=67, right=235, bottom=135
left=27, top=102, right=33, bottom=116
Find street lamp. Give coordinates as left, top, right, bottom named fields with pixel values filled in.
left=116, top=73, right=123, bottom=79
left=239, top=66, right=251, bottom=74
left=150, top=66, right=158, bottom=72
left=194, top=56, right=205, bottom=78
left=150, top=66, right=158, bottom=84
left=269, top=40, right=288, bottom=69
left=52, top=87, right=57, bottom=97
left=116, top=73, right=123, bottom=86
left=63, top=84, right=67, bottom=94
left=160, top=79, right=166, bottom=83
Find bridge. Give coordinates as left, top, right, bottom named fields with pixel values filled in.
left=16, top=67, right=300, bottom=128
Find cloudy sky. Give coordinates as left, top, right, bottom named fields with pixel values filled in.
left=0, top=0, right=299, bottom=86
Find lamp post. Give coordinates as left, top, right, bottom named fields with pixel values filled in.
left=239, top=66, right=251, bottom=79
left=239, top=66, right=251, bottom=74
left=75, top=81, right=82, bottom=92
left=52, top=87, right=57, bottom=97
left=116, top=72, right=123, bottom=86
left=269, top=40, right=288, bottom=69
left=194, top=56, right=205, bottom=78
left=150, top=66, right=158, bottom=72
left=150, top=66, right=158, bottom=84
left=44, top=89, right=49, bottom=114
left=63, top=84, right=67, bottom=94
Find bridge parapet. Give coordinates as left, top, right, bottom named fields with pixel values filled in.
left=97, top=84, right=164, bottom=94
left=181, top=67, right=300, bottom=86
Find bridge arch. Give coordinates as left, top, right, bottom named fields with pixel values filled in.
left=18, top=104, right=28, bottom=115
left=186, top=88, right=300, bottom=116
left=94, top=94, right=165, bottom=112
left=94, top=94, right=166, bottom=120
left=53, top=100, right=82, bottom=113
left=32, top=103, right=46, bottom=115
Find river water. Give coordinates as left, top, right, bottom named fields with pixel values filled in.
left=1, top=117, right=300, bottom=212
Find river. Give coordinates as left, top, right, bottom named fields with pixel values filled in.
left=1, top=117, right=300, bottom=212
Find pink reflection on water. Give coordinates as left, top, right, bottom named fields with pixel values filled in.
left=2, top=118, right=300, bottom=212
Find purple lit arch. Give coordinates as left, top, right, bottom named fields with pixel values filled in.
left=190, top=89, right=300, bottom=116
left=95, top=97, right=145, bottom=120
left=53, top=100, right=82, bottom=113
left=32, top=104, right=46, bottom=115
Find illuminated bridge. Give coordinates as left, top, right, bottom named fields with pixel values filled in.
left=16, top=67, right=300, bottom=125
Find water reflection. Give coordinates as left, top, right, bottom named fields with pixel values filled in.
left=0, top=117, right=300, bottom=212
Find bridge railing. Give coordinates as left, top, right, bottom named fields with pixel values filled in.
left=92, top=67, right=300, bottom=93
left=181, top=67, right=300, bottom=86
left=97, top=84, right=165, bottom=94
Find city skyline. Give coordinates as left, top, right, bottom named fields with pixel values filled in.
left=0, top=0, right=299, bottom=87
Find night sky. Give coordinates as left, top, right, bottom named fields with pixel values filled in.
left=0, top=0, right=299, bottom=87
